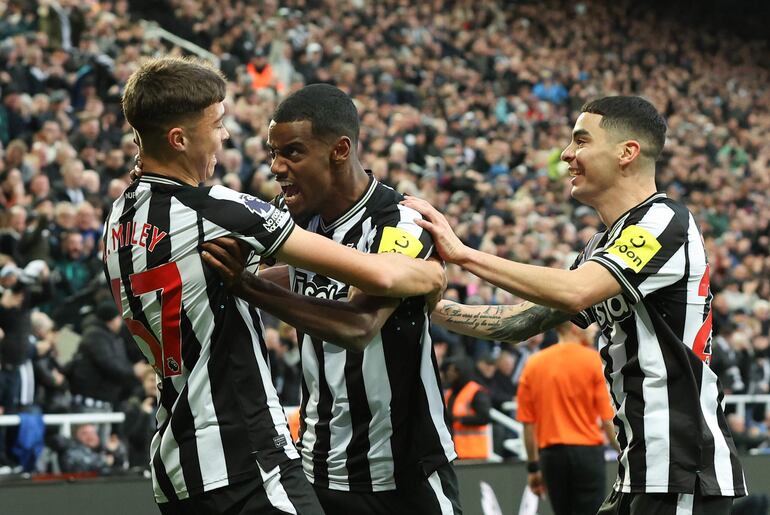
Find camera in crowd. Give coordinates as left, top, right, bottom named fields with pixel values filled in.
left=0, top=260, right=48, bottom=294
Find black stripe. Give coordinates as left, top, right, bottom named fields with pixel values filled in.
left=152, top=450, right=179, bottom=502
left=146, top=187, right=172, bottom=268
left=343, top=350, right=373, bottom=489
left=173, top=185, right=292, bottom=254
left=298, top=331, right=310, bottom=444
left=310, top=337, right=333, bottom=489
left=169, top=390, right=204, bottom=493
left=179, top=309, right=202, bottom=372
left=617, top=320, right=647, bottom=488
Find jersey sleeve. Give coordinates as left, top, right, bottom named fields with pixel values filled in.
left=587, top=202, right=688, bottom=305
left=181, top=185, right=295, bottom=257
left=369, top=204, right=435, bottom=259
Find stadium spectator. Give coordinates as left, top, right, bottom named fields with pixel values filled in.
left=442, top=355, right=492, bottom=461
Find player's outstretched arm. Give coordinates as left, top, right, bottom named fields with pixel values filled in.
left=402, top=197, right=621, bottom=313
left=201, top=238, right=398, bottom=352
left=432, top=300, right=571, bottom=343
left=274, top=226, right=444, bottom=298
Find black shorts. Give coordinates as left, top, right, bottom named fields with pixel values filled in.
left=597, top=480, right=733, bottom=515
left=158, top=459, right=323, bottom=515
left=313, top=462, right=462, bottom=515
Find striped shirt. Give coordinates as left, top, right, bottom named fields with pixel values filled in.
left=280, top=176, right=456, bottom=492
left=571, top=192, right=746, bottom=496
left=102, top=173, right=299, bottom=502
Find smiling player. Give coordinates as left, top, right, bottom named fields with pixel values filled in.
left=407, top=96, right=746, bottom=515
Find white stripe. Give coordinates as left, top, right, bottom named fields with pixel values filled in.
left=419, top=320, right=457, bottom=461
left=361, top=333, right=396, bottom=491
left=140, top=175, right=184, bottom=186
left=259, top=463, right=298, bottom=514
left=175, top=268, right=228, bottom=486
left=636, top=303, right=670, bottom=490
left=322, top=342, right=353, bottom=490
left=158, top=424, right=187, bottom=498
left=637, top=244, right=685, bottom=299
left=680, top=214, right=709, bottom=351
left=675, top=492, right=694, bottom=515
left=427, top=470, right=455, bottom=515
left=699, top=365, right=734, bottom=494
left=299, top=333, right=321, bottom=484
left=235, top=300, right=299, bottom=461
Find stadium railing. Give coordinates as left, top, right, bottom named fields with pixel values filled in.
left=0, top=412, right=125, bottom=438
left=0, top=394, right=766, bottom=461
left=139, top=20, right=220, bottom=67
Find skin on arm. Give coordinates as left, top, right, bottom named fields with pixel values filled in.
left=274, top=225, right=444, bottom=298
left=402, top=197, right=621, bottom=313
left=201, top=238, right=400, bottom=352
left=432, top=300, right=572, bottom=343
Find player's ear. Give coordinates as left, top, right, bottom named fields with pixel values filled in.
left=618, top=139, right=641, bottom=167
left=167, top=127, right=186, bottom=152
left=331, top=136, right=352, bottom=164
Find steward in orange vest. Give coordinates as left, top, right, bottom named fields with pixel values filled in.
left=442, top=355, right=492, bottom=459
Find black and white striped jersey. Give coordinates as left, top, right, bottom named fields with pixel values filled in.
left=571, top=192, right=746, bottom=497
left=102, top=173, right=299, bottom=502
left=278, top=176, right=457, bottom=492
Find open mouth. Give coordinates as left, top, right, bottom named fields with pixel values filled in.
left=280, top=183, right=301, bottom=199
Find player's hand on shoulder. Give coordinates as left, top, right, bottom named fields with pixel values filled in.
left=201, top=237, right=250, bottom=289
left=400, top=196, right=470, bottom=265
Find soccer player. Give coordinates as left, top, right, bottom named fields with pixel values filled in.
left=104, top=57, right=443, bottom=515
left=201, top=84, right=461, bottom=514
left=406, top=96, right=746, bottom=515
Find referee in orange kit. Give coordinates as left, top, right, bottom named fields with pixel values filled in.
left=516, top=322, right=619, bottom=515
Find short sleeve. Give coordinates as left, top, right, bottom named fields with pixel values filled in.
left=179, top=186, right=295, bottom=257
left=588, top=202, right=688, bottom=305
left=515, top=363, right=536, bottom=424
left=370, top=204, right=434, bottom=260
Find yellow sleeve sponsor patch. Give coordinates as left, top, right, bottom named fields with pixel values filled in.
left=377, top=226, right=423, bottom=258
left=607, top=225, right=661, bottom=273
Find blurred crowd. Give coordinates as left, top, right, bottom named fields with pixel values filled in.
left=0, top=0, right=769, bottom=473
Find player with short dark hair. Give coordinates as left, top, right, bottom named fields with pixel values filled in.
left=202, top=83, right=462, bottom=514
left=104, top=57, right=444, bottom=515
left=408, top=95, right=745, bottom=515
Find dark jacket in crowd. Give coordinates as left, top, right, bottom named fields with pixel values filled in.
left=67, top=315, right=137, bottom=405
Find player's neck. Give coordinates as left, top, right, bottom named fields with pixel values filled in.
left=319, top=161, right=370, bottom=224
left=139, top=154, right=202, bottom=187
left=594, top=179, right=658, bottom=228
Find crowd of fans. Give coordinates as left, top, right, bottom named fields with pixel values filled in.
left=0, top=0, right=769, bottom=473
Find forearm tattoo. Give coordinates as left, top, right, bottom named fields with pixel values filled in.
left=438, top=301, right=571, bottom=342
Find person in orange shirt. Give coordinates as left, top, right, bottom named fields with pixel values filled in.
left=516, top=322, right=619, bottom=515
